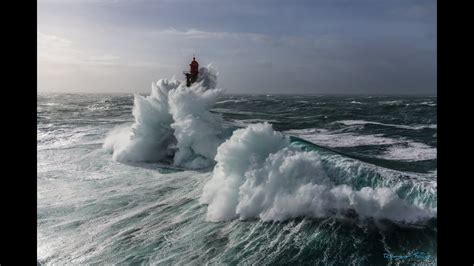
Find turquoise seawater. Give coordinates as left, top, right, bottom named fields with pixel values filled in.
left=37, top=94, right=437, bottom=265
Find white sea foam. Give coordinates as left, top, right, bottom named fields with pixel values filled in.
left=379, top=100, right=403, bottom=105
left=200, top=123, right=435, bottom=223
left=419, top=101, right=437, bottom=106
left=168, top=83, right=224, bottom=168
left=103, top=79, right=177, bottom=162
left=285, top=128, right=400, bottom=147
left=336, top=120, right=437, bottom=130
left=103, top=66, right=224, bottom=168
left=379, top=142, right=437, bottom=161
left=210, top=108, right=256, bottom=116
left=216, top=99, right=248, bottom=104
left=230, top=118, right=280, bottom=128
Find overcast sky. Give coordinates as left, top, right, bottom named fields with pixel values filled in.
left=38, top=0, right=436, bottom=95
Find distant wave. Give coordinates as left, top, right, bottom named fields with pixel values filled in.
left=379, top=100, right=403, bottom=105
left=231, top=118, right=280, bottom=128
left=215, top=99, right=248, bottom=104
left=211, top=108, right=256, bottom=116
left=419, top=101, right=437, bottom=106
left=336, top=120, right=437, bottom=130
left=285, top=128, right=436, bottom=162
left=378, top=142, right=437, bottom=161
left=285, top=128, right=400, bottom=147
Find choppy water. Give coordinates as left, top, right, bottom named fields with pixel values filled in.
left=37, top=92, right=437, bottom=265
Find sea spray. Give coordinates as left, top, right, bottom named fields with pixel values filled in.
left=103, top=66, right=224, bottom=168
left=200, top=123, right=436, bottom=223
left=103, top=78, right=176, bottom=162
left=168, top=83, right=224, bottom=169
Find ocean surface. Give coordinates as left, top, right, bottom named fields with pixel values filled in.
left=37, top=69, right=437, bottom=265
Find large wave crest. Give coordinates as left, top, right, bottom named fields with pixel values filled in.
left=200, top=123, right=436, bottom=223
left=103, top=65, right=224, bottom=169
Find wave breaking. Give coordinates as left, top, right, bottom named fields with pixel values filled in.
left=200, top=123, right=436, bottom=223
left=103, top=67, right=436, bottom=224
left=103, top=65, right=224, bottom=169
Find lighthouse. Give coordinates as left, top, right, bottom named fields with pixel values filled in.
left=184, top=57, right=199, bottom=87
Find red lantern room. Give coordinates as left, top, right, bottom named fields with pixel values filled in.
left=190, top=57, right=199, bottom=75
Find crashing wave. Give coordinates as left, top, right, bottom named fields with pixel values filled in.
left=104, top=67, right=436, bottom=223
left=200, top=123, right=436, bottom=223
left=103, top=65, right=224, bottom=169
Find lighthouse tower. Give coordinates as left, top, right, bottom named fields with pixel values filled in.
left=185, top=57, right=199, bottom=87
